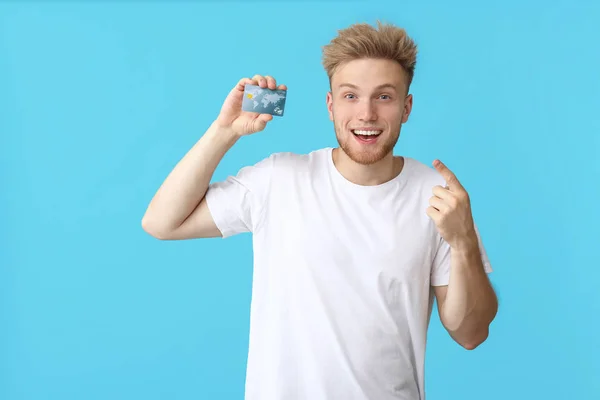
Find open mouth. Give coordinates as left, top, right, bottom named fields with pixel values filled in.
left=352, top=129, right=383, bottom=143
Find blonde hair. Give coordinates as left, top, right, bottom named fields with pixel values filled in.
left=321, top=20, right=418, bottom=90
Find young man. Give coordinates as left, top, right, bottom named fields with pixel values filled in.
left=143, top=21, right=498, bottom=400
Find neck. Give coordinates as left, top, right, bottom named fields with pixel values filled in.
left=332, top=147, right=404, bottom=186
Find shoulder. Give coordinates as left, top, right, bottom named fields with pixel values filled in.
left=237, top=148, right=328, bottom=186
left=268, top=147, right=330, bottom=173
left=403, top=156, right=447, bottom=189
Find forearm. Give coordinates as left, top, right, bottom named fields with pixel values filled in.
left=441, top=238, right=498, bottom=348
left=142, top=121, right=239, bottom=233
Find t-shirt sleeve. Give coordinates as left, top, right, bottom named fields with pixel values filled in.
left=204, top=155, right=274, bottom=238
left=430, top=223, right=493, bottom=286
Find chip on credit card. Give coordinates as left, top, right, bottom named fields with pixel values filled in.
left=241, top=84, right=287, bottom=117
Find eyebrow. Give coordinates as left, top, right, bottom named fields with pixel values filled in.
left=337, top=83, right=398, bottom=91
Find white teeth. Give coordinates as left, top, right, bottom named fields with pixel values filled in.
left=353, top=130, right=382, bottom=136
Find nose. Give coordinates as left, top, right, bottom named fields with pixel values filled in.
left=357, top=99, right=377, bottom=121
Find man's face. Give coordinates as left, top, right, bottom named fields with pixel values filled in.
left=326, top=58, right=413, bottom=165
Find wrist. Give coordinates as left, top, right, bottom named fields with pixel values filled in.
left=450, top=233, right=479, bottom=255
left=207, top=120, right=241, bottom=146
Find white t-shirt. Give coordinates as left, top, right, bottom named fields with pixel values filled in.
left=205, top=147, right=492, bottom=400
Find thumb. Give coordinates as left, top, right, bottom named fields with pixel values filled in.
left=253, top=114, right=273, bottom=130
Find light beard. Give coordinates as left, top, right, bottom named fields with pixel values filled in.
left=334, top=122, right=401, bottom=165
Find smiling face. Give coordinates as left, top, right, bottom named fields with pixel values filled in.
left=326, top=58, right=413, bottom=165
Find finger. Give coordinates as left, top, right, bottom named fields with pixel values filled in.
left=277, top=84, right=287, bottom=91
left=234, top=77, right=254, bottom=92
left=426, top=206, right=441, bottom=220
left=240, top=110, right=268, bottom=120
left=252, top=74, right=267, bottom=88
left=244, top=112, right=272, bottom=123
left=258, top=113, right=273, bottom=123
left=240, top=110, right=260, bottom=118
left=264, top=75, right=277, bottom=90
left=428, top=196, right=448, bottom=212
left=433, top=159, right=463, bottom=190
left=432, top=184, right=452, bottom=199
left=251, top=113, right=273, bottom=131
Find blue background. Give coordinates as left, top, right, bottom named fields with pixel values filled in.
left=1, top=1, right=598, bottom=399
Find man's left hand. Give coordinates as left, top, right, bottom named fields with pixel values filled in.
left=426, top=159, right=477, bottom=251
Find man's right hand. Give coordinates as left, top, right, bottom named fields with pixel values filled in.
left=143, top=74, right=286, bottom=240
left=216, top=75, right=287, bottom=137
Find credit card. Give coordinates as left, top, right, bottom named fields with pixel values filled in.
left=241, top=84, right=287, bottom=116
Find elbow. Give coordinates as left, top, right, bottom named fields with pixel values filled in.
left=458, top=328, right=489, bottom=351
left=461, top=341, right=483, bottom=351
left=141, top=216, right=172, bottom=240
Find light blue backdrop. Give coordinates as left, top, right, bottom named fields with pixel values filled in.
left=1, top=1, right=598, bottom=399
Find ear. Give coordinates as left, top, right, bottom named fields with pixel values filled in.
left=402, top=93, right=413, bottom=124
left=326, top=91, right=334, bottom=121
